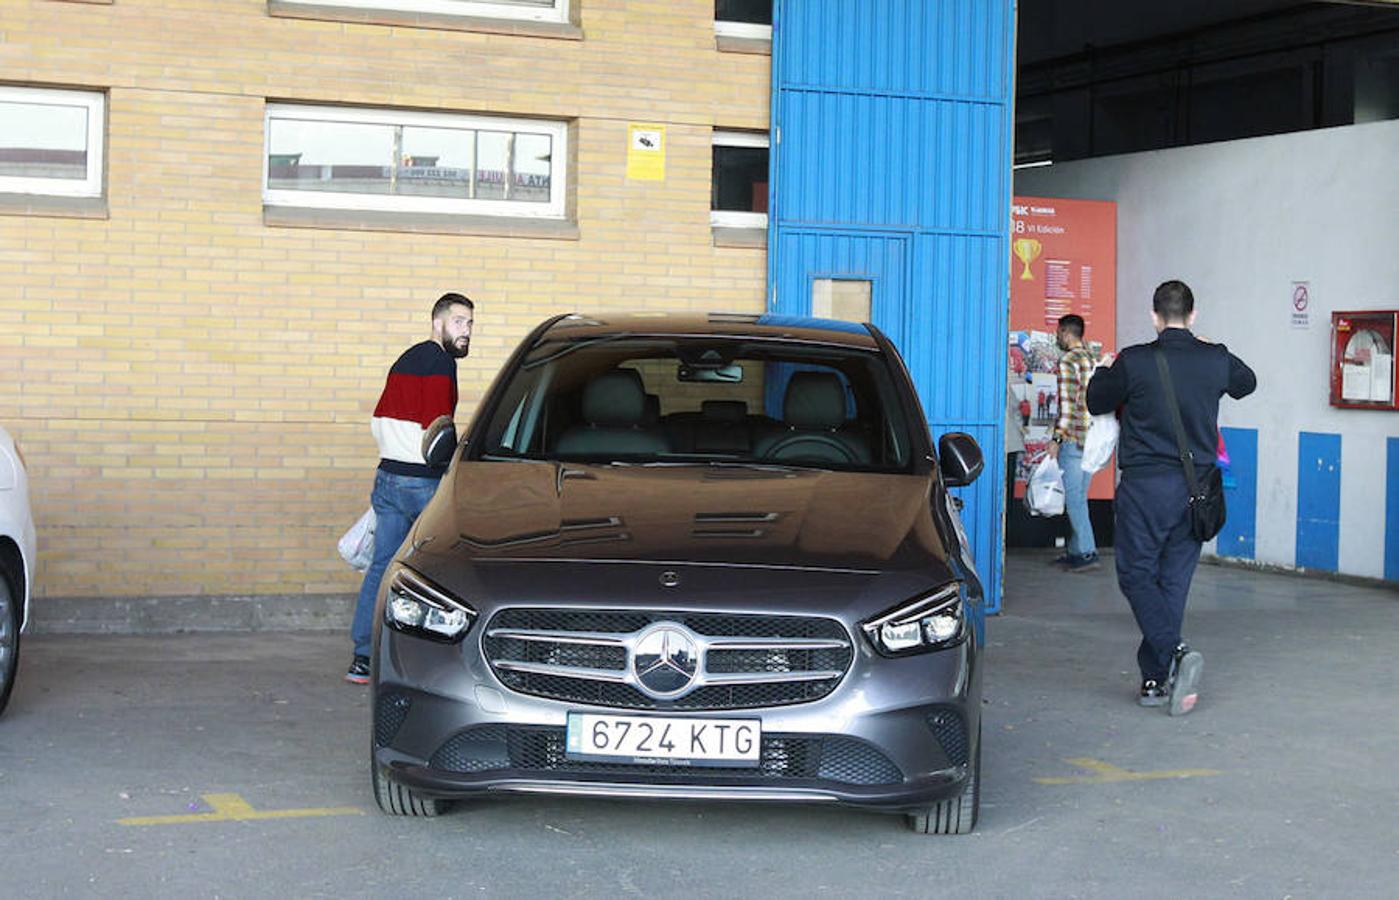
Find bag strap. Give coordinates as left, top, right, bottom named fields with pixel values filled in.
left=1154, top=347, right=1201, bottom=498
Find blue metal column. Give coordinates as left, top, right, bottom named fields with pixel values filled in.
left=768, top=0, right=1017, bottom=612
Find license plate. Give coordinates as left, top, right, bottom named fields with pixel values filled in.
left=566, top=713, right=761, bottom=767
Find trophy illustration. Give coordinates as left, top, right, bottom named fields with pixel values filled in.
left=1013, top=238, right=1042, bottom=281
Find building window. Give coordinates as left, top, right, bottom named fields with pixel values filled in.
left=711, top=130, right=768, bottom=229
left=715, top=0, right=771, bottom=41
left=0, top=86, right=105, bottom=198
left=287, top=0, right=568, bottom=23
left=264, top=105, right=568, bottom=218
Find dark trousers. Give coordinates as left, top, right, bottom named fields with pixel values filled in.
left=1114, top=471, right=1203, bottom=680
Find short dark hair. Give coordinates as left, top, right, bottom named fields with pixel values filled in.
left=432, top=292, right=474, bottom=320
left=1152, top=280, right=1194, bottom=322
left=1057, top=314, right=1085, bottom=339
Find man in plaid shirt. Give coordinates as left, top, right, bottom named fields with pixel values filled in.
left=1046, top=314, right=1099, bottom=571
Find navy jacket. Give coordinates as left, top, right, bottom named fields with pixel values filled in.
left=1086, top=328, right=1256, bottom=476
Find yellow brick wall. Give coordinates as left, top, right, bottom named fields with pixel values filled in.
left=0, top=0, right=770, bottom=597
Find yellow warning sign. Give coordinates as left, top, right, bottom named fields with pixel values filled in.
left=626, top=123, right=666, bottom=181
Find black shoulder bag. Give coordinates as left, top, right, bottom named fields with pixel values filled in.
left=1154, top=349, right=1227, bottom=542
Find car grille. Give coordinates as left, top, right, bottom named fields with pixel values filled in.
left=926, top=707, right=969, bottom=767
left=429, top=725, right=903, bottom=785
left=375, top=692, right=412, bottom=748
left=481, top=609, right=854, bottom=711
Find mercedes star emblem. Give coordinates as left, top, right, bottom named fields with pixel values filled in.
left=632, top=624, right=699, bottom=698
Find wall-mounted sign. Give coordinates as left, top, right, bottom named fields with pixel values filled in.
left=626, top=123, right=666, bottom=181
left=1010, top=197, right=1118, bottom=499
left=1291, top=281, right=1311, bottom=329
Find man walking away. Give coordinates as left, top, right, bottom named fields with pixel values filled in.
left=346, top=293, right=474, bottom=684
left=1046, top=314, right=1099, bottom=572
left=1087, top=280, right=1256, bottom=715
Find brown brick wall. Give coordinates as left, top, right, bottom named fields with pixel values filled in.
left=1, top=0, right=770, bottom=597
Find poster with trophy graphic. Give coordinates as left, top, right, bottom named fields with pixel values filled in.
left=1010, top=197, right=1117, bottom=499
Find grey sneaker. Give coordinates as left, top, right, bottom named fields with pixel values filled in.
left=1166, top=645, right=1203, bottom=716
left=1138, top=678, right=1168, bottom=707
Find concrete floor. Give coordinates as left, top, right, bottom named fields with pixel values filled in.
left=1, top=551, right=1395, bottom=898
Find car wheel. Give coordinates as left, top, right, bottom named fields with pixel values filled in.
left=906, top=724, right=980, bottom=835
left=371, top=758, right=447, bottom=817
left=0, top=569, right=20, bottom=716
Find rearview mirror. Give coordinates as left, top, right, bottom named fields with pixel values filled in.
left=938, top=432, right=984, bottom=487
left=422, top=415, right=458, bottom=468
left=677, top=363, right=743, bottom=383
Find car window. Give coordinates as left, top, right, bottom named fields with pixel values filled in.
left=480, top=337, right=916, bottom=472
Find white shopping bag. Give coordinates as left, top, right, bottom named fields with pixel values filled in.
left=1079, top=365, right=1120, bottom=475
left=337, top=508, right=376, bottom=571
left=1025, top=456, right=1065, bottom=518
left=1080, top=413, right=1119, bottom=475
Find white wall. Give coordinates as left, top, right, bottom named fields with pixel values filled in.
left=1017, top=120, right=1399, bottom=579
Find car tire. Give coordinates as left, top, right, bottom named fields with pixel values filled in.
left=905, top=724, right=980, bottom=835
left=0, top=568, right=20, bottom=716
left=372, top=759, right=447, bottom=817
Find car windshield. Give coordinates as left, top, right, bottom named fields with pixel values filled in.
left=478, top=336, right=917, bottom=472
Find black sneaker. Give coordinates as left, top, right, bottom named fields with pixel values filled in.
left=1066, top=552, right=1101, bottom=573
left=345, top=655, right=370, bottom=685
left=1050, top=553, right=1073, bottom=567
left=1166, top=644, right=1203, bottom=716
left=1138, top=678, right=1168, bottom=707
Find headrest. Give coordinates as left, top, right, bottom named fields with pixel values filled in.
left=783, top=372, right=846, bottom=429
left=701, top=400, right=747, bottom=423
left=582, top=369, right=647, bottom=428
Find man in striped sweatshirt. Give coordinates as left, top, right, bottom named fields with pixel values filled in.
left=346, top=293, right=474, bottom=684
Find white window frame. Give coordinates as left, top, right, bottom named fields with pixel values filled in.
left=714, top=20, right=771, bottom=41
left=263, top=104, right=568, bottom=219
left=710, top=129, right=769, bottom=230
left=290, top=0, right=568, bottom=23
left=0, top=86, right=105, bottom=199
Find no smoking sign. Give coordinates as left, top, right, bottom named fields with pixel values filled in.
left=1291, top=281, right=1311, bottom=329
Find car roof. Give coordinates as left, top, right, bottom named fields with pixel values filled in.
left=539, top=312, right=881, bottom=350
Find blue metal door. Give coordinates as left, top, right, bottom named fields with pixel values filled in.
left=769, top=0, right=1016, bottom=612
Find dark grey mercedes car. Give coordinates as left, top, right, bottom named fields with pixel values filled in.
left=370, top=312, right=988, bottom=834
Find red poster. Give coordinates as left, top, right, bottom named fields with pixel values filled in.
left=1009, top=197, right=1117, bottom=500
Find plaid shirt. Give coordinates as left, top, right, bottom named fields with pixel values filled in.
left=1054, top=345, right=1095, bottom=448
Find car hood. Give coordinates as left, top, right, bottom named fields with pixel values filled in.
left=408, top=461, right=951, bottom=579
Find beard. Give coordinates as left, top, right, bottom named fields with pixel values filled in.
left=441, top=335, right=470, bottom=359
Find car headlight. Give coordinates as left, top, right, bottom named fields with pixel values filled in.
left=384, top=566, right=476, bottom=643
left=862, top=583, right=966, bottom=656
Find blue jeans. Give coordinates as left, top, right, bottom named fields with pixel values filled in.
left=351, top=469, right=441, bottom=657
left=1059, top=442, right=1097, bottom=558
left=1114, top=471, right=1202, bottom=679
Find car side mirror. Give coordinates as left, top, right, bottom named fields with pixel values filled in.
left=422, top=415, right=458, bottom=468
left=938, top=432, right=984, bottom=487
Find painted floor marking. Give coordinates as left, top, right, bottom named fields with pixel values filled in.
left=1035, top=757, right=1222, bottom=785
left=118, top=793, right=364, bottom=826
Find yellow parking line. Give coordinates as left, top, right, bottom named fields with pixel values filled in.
left=1035, top=757, right=1222, bottom=785
left=118, top=793, right=364, bottom=826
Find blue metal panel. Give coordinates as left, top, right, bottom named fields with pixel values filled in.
left=769, top=0, right=1016, bottom=612
left=1217, top=427, right=1258, bottom=560
left=1295, top=432, right=1341, bottom=572
left=775, top=92, right=1006, bottom=231
left=1386, top=438, right=1399, bottom=581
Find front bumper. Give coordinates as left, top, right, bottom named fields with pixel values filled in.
left=373, top=620, right=981, bottom=813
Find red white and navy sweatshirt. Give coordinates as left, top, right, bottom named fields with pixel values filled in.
left=371, top=340, right=458, bottom=478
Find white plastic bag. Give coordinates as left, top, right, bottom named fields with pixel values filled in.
left=1025, top=456, right=1065, bottom=518
left=1080, top=413, right=1119, bottom=475
left=1079, top=364, right=1120, bottom=475
left=338, top=508, right=376, bottom=571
